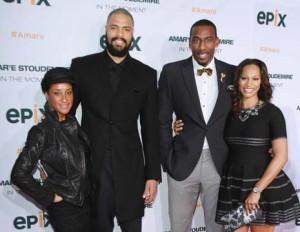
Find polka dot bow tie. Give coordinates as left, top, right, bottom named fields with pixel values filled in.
left=197, top=68, right=213, bottom=76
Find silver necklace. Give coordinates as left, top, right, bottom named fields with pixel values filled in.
left=239, top=102, right=260, bottom=122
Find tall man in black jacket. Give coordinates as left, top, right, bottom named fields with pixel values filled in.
left=158, top=19, right=235, bottom=232
left=70, top=8, right=161, bottom=232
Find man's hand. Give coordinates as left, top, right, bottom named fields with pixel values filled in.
left=173, top=119, right=183, bottom=135
left=143, top=179, right=158, bottom=205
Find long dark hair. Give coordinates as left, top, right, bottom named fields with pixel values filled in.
left=232, top=58, right=273, bottom=116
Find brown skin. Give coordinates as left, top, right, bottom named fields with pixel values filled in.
left=106, top=12, right=158, bottom=205
left=43, top=82, right=74, bottom=203
left=239, top=64, right=261, bottom=108
left=189, top=25, right=219, bottom=67
left=235, top=64, right=287, bottom=232
left=45, top=83, right=73, bottom=122
left=173, top=25, right=220, bottom=131
left=235, top=224, right=275, bottom=232
left=174, top=64, right=287, bottom=232
left=105, top=13, right=134, bottom=63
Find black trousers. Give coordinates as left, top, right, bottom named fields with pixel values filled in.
left=47, top=198, right=91, bottom=232
left=91, top=150, right=142, bottom=232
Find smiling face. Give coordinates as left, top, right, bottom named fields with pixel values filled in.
left=105, top=12, right=134, bottom=58
left=189, top=25, right=219, bottom=66
left=238, top=64, right=261, bottom=103
left=45, top=83, right=73, bottom=121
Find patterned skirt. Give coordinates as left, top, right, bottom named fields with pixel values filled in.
left=216, top=162, right=300, bottom=225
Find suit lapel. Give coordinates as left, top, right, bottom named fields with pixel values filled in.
left=182, top=58, right=205, bottom=122
left=207, top=58, right=229, bottom=125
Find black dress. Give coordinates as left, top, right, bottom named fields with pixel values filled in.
left=216, top=102, right=300, bottom=225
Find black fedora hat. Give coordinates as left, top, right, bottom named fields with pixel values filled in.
left=41, top=67, right=76, bottom=93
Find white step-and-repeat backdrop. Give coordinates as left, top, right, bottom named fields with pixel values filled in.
left=1, top=0, right=300, bottom=231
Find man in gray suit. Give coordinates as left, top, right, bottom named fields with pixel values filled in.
left=158, top=19, right=235, bottom=232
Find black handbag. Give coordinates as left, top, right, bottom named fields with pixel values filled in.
left=220, top=205, right=263, bottom=232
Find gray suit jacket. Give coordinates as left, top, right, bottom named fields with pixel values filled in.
left=158, top=57, right=235, bottom=181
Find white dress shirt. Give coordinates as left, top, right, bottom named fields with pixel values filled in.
left=192, top=57, right=218, bottom=149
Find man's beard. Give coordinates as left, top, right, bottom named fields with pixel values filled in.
left=106, top=35, right=132, bottom=58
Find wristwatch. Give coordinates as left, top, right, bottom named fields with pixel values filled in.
left=252, top=186, right=262, bottom=194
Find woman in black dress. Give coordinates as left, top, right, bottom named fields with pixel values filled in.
left=215, top=58, right=300, bottom=231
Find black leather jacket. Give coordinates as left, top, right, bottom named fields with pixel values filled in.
left=11, top=102, right=91, bottom=208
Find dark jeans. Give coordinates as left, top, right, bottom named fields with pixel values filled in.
left=47, top=198, right=91, bottom=232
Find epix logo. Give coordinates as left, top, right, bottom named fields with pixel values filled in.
left=2, top=0, right=50, bottom=6
left=257, top=9, right=287, bottom=27
left=6, top=104, right=44, bottom=124
left=100, top=35, right=141, bottom=51
left=14, top=211, right=50, bottom=229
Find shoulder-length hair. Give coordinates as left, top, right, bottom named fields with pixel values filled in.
left=232, top=58, right=273, bottom=116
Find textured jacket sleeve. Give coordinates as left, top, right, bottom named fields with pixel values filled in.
left=11, top=126, right=55, bottom=208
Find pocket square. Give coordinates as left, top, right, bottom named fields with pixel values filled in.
left=220, top=205, right=263, bottom=232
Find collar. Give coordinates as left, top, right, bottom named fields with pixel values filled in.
left=43, top=101, right=75, bottom=125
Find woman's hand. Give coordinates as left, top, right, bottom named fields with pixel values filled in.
left=245, top=192, right=261, bottom=213
left=53, top=193, right=63, bottom=203
left=40, top=171, right=47, bottom=181
left=245, top=138, right=287, bottom=213
left=173, top=119, right=184, bottom=135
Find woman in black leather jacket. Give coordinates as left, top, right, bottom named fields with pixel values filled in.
left=11, top=67, right=92, bottom=232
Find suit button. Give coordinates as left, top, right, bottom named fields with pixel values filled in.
left=110, top=120, right=114, bottom=124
